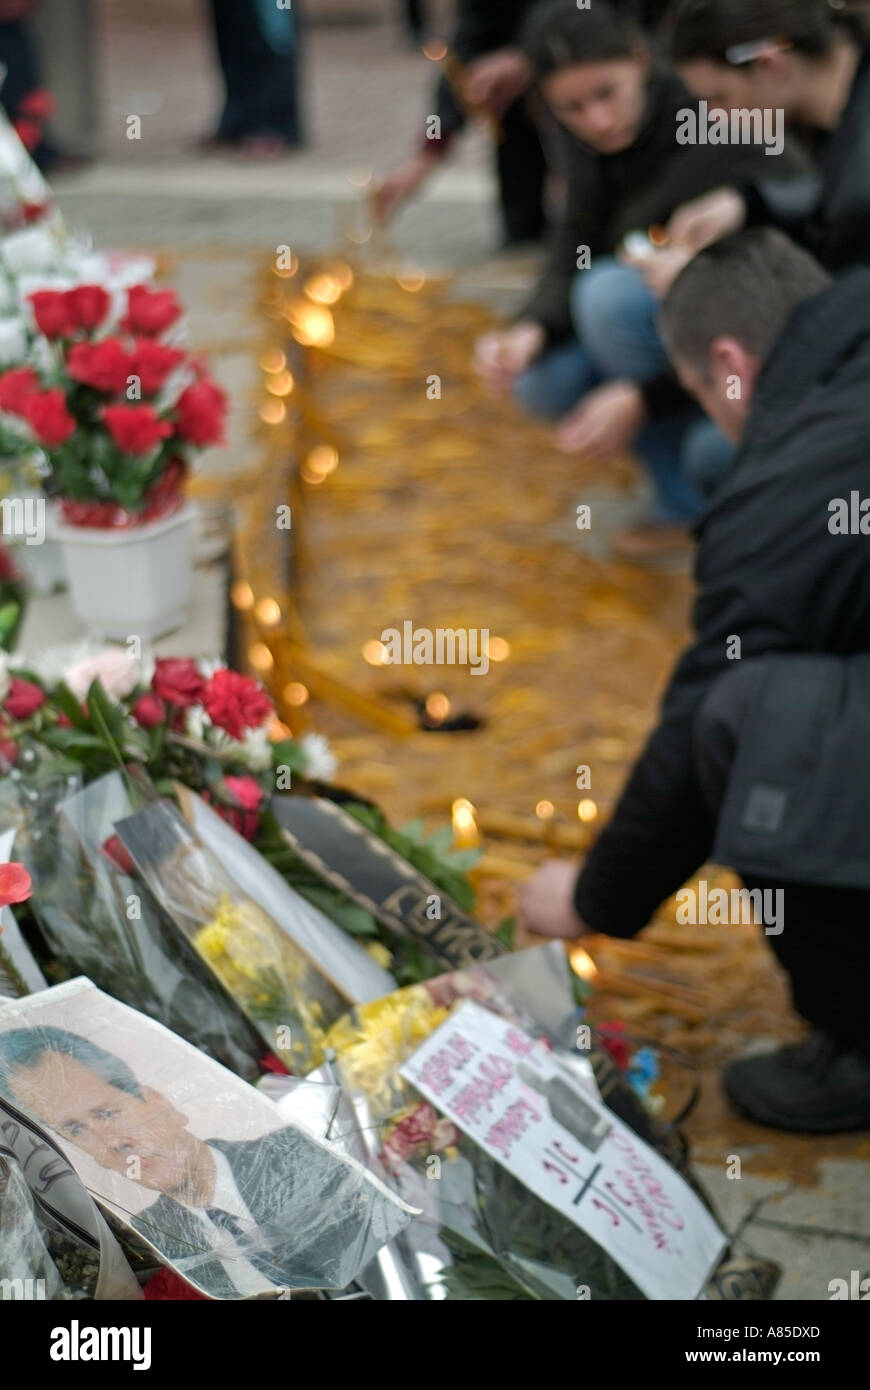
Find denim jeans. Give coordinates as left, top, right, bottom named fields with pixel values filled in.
left=515, top=259, right=734, bottom=522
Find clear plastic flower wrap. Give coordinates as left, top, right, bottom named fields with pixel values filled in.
left=0, top=1095, right=142, bottom=1301
left=318, top=950, right=777, bottom=1302
left=6, top=770, right=267, bottom=1082
left=0, top=980, right=414, bottom=1300
left=114, top=797, right=351, bottom=1073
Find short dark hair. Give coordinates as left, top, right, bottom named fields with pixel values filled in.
left=659, top=228, right=831, bottom=372
left=522, top=0, right=646, bottom=79
left=662, top=0, right=869, bottom=67
left=0, top=1025, right=144, bottom=1102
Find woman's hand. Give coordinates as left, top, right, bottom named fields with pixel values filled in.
left=554, top=381, right=646, bottom=459
left=372, top=152, right=437, bottom=223
left=620, top=243, right=695, bottom=298
left=464, top=49, right=533, bottom=118
left=474, top=321, right=545, bottom=396
left=622, top=189, right=749, bottom=298
left=666, top=187, right=748, bottom=253
left=519, top=860, right=590, bottom=940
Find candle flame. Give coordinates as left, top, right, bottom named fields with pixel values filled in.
left=452, top=798, right=481, bottom=847
left=570, top=946, right=599, bottom=983
left=425, top=691, right=451, bottom=723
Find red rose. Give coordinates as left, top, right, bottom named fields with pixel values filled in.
left=216, top=775, right=266, bottom=841
left=3, top=677, right=46, bottom=720
left=129, top=339, right=185, bottom=396
left=67, top=339, right=130, bottom=393
left=174, top=378, right=226, bottom=447
left=100, top=834, right=135, bottom=876
left=0, top=541, right=18, bottom=582
left=66, top=285, right=111, bottom=334
left=102, top=404, right=173, bottom=456
left=131, top=692, right=166, bottom=728
left=258, top=1052, right=291, bottom=1077
left=0, top=737, right=17, bottom=766
left=0, top=367, right=40, bottom=417
left=25, top=389, right=76, bottom=447
left=203, top=668, right=272, bottom=741
left=12, top=117, right=41, bottom=152
left=29, top=290, right=76, bottom=339
left=19, top=89, right=55, bottom=122
left=224, top=774, right=264, bottom=811
left=599, top=1022, right=631, bottom=1072
left=143, top=1268, right=207, bottom=1301
left=123, top=285, right=182, bottom=338
left=152, top=657, right=205, bottom=708
left=0, top=862, right=31, bottom=908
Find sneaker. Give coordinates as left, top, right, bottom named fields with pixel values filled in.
left=723, top=1032, right=870, bottom=1133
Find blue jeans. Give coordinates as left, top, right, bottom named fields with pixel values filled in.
left=515, top=260, right=734, bottom=522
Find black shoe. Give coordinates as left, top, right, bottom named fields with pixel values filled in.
left=723, top=1032, right=870, bottom=1133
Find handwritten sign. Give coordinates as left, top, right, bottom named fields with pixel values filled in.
left=400, top=1001, right=726, bottom=1301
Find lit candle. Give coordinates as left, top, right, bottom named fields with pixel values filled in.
left=452, top=798, right=481, bottom=849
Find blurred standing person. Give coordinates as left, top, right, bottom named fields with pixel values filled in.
left=375, top=0, right=550, bottom=247
left=402, top=0, right=429, bottom=47
left=203, top=0, right=303, bottom=158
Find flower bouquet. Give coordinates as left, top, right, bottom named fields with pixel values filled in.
left=0, top=276, right=226, bottom=636
left=3, top=768, right=270, bottom=1082
left=319, top=953, right=779, bottom=1302
left=113, top=795, right=350, bottom=1073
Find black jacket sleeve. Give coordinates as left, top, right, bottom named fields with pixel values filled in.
left=574, top=642, right=719, bottom=937
left=516, top=158, right=610, bottom=341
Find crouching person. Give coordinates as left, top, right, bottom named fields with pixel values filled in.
left=520, top=228, right=870, bottom=1132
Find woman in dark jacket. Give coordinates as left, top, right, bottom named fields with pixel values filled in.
left=474, top=0, right=775, bottom=555
left=660, top=0, right=870, bottom=274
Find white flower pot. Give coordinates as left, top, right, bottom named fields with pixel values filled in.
left=56, top=503, right=195, bottom=641
left=5, top=494, right=66, bottom=596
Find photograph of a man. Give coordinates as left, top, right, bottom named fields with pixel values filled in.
left=0, top=983, right=411, bottom=1299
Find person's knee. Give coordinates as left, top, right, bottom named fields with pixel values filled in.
left=572, top=260, right=648, bottom=340
left=514, top=363, right=560, bottom=421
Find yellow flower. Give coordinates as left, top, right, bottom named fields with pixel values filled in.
left=324, top=985, right=449, bottom=1112
left=365, top=941, right=393, bottom=969
left=195, top=921, right=230, bottom=960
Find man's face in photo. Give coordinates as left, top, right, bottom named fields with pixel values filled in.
left=7, top=1051, right=195, bottom=1194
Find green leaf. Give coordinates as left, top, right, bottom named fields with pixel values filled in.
left=270, top=740, right=308, bottom=773
left=41, top=729, right=112, bottom=754
left=493, top=916, right=517, bottom=949
left=53, top=682, right=90, bottom=730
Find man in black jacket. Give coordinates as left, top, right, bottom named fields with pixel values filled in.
left=521, top=229, right=870, bottom=1133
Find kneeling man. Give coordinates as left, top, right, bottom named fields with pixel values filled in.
left=522, top=229, right=870, bottom=1133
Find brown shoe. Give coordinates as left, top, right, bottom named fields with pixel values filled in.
left=611, top=520, right=694, bottom=562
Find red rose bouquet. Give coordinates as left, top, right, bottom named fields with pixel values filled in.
left=0, top=282, right=226, bottom=527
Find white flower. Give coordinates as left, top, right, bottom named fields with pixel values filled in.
left=240, top=723, right=272, bottom=771
left=62, top=646, right=141, bottom=702
left=0, top=650, right=9, bottom=702
left=185, top=704, right=210, bottom=741
left=300, top=733, right=337, bottom=782
left=0, top=315, right=28, bottom=366
left=1, top=226, right=61, bottom=275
